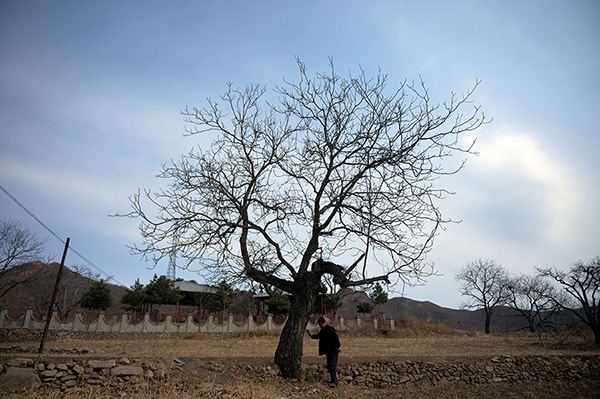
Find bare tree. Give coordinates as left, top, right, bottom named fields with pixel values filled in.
left=123, top=59, right=486, bottom=378
left=0, top=219, right=47, bottom=299
left=506, top=273, right=560, bottom=333
left=456, top=259, right=510, bottom=334
left=538, top=256, right=600, bottom=346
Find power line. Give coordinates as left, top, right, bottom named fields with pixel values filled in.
left=0, top=183, right=127, bottom=287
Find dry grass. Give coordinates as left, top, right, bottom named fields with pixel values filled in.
left=23, top=326, right=597, bottom=364
left=1, top=326, right=599, bottom=398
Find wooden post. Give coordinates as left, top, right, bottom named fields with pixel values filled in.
left=38, top=237, right=70, bottom=353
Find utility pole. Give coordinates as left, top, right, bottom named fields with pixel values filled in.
left=39, top=237, right=70, bottom=353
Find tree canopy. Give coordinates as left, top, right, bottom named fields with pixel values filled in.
left=124, top=59, right=486, bottom=378
left=539, top=256, right=600, bottom=346
left=456, top=259, right=510, bottom=334
left=80, top=279, right=113, bottom=311
left=0, top=219, right=47, bottom=299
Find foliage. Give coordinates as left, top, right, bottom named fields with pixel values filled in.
left=120, top=276, right=182, bottom=312
left=0, top=219, right=47, bottom=298
left=124, top=59, right=486, bottom=378
left=264, top=292, right=291, bottom=315
left=80, top=279, right=113, bottom=311
left=455, top=259, right=510, bottom=334
left=357, top=300, right=374, bottom=315
left=121, top=279, right=146, bottom=312
left=369, top=282, right=388, bottom=313
left=145, top=274, right=183, bottom=305
left=206, top=280, right=233, bottom=313
left=323, top=292, right=343, bottom=316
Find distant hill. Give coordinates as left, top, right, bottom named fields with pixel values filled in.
left=0, top=262, right=126, bottom=314
left=335, top=288, right=547, bottom=333
left=0, top=263, right=566, bottom=333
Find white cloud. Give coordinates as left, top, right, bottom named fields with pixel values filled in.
left=464, top=126, right=582, bottom=251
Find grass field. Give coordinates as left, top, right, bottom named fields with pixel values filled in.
left=1, top=325, right=599, bottom=398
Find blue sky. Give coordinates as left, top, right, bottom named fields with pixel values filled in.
left=1, top=1, right=598, bottom=308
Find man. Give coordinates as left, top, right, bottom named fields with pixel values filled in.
left=306, top=316, right=342, bottom=387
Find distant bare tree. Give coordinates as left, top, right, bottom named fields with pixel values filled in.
left=56, top=264, right=100, bottom=314
left=506, top=273, right=560, bottom=333
left=539, top=256, right=600, bottom=346
left=456, top=259, right=510, bottom=334
left=0, top=219, right=47, bottom=299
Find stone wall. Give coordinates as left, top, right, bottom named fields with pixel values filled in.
left=0, top=308, right=394, bottom=334
left=330, top=355, right=600, bottom=388
left=0, top=354, right=598, bottom=393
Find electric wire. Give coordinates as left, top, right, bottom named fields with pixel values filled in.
left=0, top=183, right=126, bottom=287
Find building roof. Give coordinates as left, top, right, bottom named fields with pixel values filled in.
left=174, top=280, right=217, bottom=294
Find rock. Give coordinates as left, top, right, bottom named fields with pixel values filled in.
left=119, top=357, right=131, bottom=365
left=180, top=357, right=205, bottom=370
left=307, top=373, right=323, bottom=383
left=64, top=379, right=77, bottom=387
left=165, top=356, right=184, bottom=367
left=40, top=369, right=58, bottom=378
left=209, top=362, right=226, bottom=372
left=111, top=365, right=144, bottom=377
left=398, top=375, right=411, bottom=384
left=354, top=375, right=366, bottom=383
left=35, top=362, right=46, bottom=371
left=72, top=364, right=84, bottom=374
left=88, top=359, right=116, bottom=369
left=6, top=358, right=34, bottom=368
left=416, top=374, right=432, bottom=387
left=0, top=367, right=41, bottom=389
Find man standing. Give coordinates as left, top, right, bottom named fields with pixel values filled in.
left=306, top=316, right=342, bottom=387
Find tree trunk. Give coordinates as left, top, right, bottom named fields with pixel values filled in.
left=484, top=311, right=491, bottom=334
left=274, top=284, right=318, bottom=379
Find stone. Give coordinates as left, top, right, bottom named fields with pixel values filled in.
left=209, top=362, right=226, bottom=372
left=35, top=362, right=46, bottom=371
left=64, top=379, right=77, bottom=387
left=165, top=356, right=184, bottom=367
left=89, top=359, right=116, bottom=369
left=0, top=367, right=41, bottom=389
left=72, top=364, right=84, bottom=374
left=416, top=374, right=432, bottom=387
left=111, top=365, right=144, bottom=377
left=40, top=369, right=58, bottom=378
left=57, top=363, right=69, bottom=371
left=6, top=358, right=34, bottom=368
left=398, top=375, right=410, bottom=384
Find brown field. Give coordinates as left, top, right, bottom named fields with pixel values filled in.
left=1, top=326, right=599, bottom=398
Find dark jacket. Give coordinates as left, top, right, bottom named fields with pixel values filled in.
left=310, top=324, right=341, bottom=356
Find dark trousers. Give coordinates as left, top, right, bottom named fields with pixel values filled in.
left=325, top=350, right=339, bottom=385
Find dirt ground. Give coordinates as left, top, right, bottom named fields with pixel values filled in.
left=1, top=329, right=599, bottom=398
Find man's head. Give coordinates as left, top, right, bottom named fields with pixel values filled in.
left=317, top=316, right=326, bottom=328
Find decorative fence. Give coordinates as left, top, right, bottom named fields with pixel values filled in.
left=0, top=308, right=395, bottom=334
